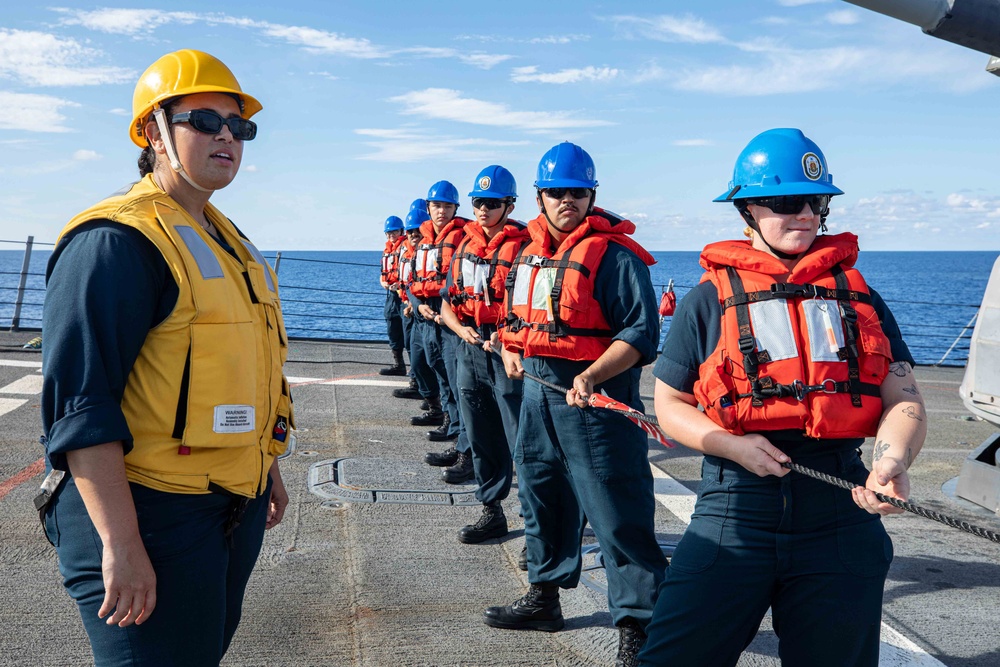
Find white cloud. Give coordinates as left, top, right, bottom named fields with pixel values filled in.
left=511, top=66, right=620, bottom=84
left=835, top=190, right=1000, bottom=241
left=670, top=44, right=990, bottom=95
left=778, top=0, right=833, bottom=6
left=459, top=53, right=514, bottom=69
left=243, top=165, right=258, bottom=172
left=0, top=91, right=79, bottom=132
left=257, top=23, right=385, bottom=58
left=108, top=108, right=129, bottom=116
left=54, top=8, right=197, bottom=35
left=0, top=29, right=134, bottom=86
left=825, top=10, right=861, bottom=25
left=672, top=139, right=713, bottom=147
left=59, top=9, right=510, bottom=67
left=610, top=14, right=728, bottom=45
left=389, top=88, right=613, bottom=131
left=309, top=71, right=340, bottom=80
left=354, top=127, right=529, bottom=162
left=72, top=149, right=101, bottom=161
left=529, top=34, right=590, bottom=44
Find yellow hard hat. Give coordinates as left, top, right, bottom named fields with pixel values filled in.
left=130, top=49, right=262, bottom=148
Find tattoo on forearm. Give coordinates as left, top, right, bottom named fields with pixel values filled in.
left=873, top=440, right=890, bottom=462
left=901, top=384, right=918, bottom=395
left=902, top=406, right=923, bottom=421
left=889, top=361, right=911, bottom=377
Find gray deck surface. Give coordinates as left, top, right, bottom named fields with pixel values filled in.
left=0, top=332, right=998, bottom=666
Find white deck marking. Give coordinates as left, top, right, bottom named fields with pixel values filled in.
left=0, top=398, right=28, bottom=417
left=287, top=376, right=409, bottom=388
left=649, top=461, right=945, bottom=666
left=0, top=359, right=42, bottom=369
left=0, top=375, right=44, bottom=395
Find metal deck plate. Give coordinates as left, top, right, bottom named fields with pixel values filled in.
left=309, top=457, right=480, bottom=506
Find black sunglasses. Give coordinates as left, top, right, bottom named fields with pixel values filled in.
left=540, top=187, right=592, bottom=200
left=472, top=197, right=508, bottom=210
left=170, top=109, right=257, bottom=141
left=746, top=194, right=830, bottom=215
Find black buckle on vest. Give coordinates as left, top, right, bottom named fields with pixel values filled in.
left=770, top=282, right=818, bottom=299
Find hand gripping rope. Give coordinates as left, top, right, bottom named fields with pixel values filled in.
left=484, top=346, right=1000, bottom=544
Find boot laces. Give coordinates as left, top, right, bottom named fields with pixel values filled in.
left=472, top=504, right=501, bottom=530
left=616, top=620, right=646, bottom=666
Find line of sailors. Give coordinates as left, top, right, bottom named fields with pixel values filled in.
left=375, top=132, right=923, bottom=667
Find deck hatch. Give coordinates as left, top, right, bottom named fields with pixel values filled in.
left=309, top=457, right=480, bottom=506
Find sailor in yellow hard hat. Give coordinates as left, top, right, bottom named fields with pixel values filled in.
left=39, top=49, right=291, bottom=665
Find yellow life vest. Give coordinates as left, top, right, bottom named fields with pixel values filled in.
left=57, top=174, right=293, bottom=497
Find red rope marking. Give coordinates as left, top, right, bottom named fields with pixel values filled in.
left=0, top=458, right=45, bottom=502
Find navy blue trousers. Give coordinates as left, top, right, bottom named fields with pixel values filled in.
left=408, top=315, right=439, bottom=400
left=638, top=448, right=892, bottom=667
left=439, top=326, right=470, bottom=454
left=455, top=338, right=522, bottom=504
left=401, top=304, right=415, bottom=380
left=516, top=358, right=666, bottom=627
left=383, top=290, right=404, bottom=352
left=45, top=475, right=272, bottom=667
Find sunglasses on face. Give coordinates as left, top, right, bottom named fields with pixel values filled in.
left=747, top=194, right=830, bottom=216
left=170, top=109, right=257, bottom=141
left=472, top=198, right=507, bottom=211
left=541, top=187, right=592, bottom=200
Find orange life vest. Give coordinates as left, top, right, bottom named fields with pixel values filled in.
left=411, top=217, right=468, bottom=299
left=694, top=233, right=891, bottom=439
left=448, top=221, right=530, bottom=328
left=502, top=208, right=655, bottom=362
left=381, top=237, right=403, bottom=284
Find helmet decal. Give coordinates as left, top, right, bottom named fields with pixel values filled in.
left=802, top=152, right=822, bottom=181
left=478, top=176, right=491, bottom=190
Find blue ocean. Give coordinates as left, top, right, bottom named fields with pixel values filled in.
left=1, top=243, right=994, bottom=367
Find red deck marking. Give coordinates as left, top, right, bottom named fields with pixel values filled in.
left=0, top=458, right=45, bottom=502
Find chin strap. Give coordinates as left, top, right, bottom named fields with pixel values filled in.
left=736, top=202, right=802, bottom=261
left=152, top=108, right=212, bottom=193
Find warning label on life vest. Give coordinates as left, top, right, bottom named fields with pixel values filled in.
left=213, top=405, right=256, bottom=433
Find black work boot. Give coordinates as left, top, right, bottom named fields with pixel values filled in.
left=482, top=584, right=564, bottom=632
left=518, top=545, right=528, bottom=571
left=392, top=378, right=422, bottom=399
left=441, top=451, right=475, bottom=483
left=427, top=413, right=457, bottom=442
left=615, top=618, right=647, bottom=667
left=411, top=397, right=445, bottom=426
left=459, top=503, right=508, bottom=544
left=424, top=446, right=459, bottom=467
left=419, top=399, right=430, bottom=411
left=379, top=349, right=407, bottom=376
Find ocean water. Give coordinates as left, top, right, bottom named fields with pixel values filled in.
left=1, top=243, right=994, bottom=367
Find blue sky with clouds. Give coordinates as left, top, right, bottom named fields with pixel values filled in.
left=2, top=1, right=998, bottom=251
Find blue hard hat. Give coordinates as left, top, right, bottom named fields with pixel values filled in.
left=714, top=128, right=844, bottom=202
left=469, top=165, right=517, bottom=200
left=404, top=208, right=430, bottom=231
left=383, top=216, right=404, bottom=233
left=409, top=198, right=428, bottom=213
left=534, top=142, right=598, bottom=190
left=427, top=181, right=460, bottom=205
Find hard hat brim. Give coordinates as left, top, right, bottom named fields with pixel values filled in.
left=533, top=179, right=598, bottom=190
left=714, top=181, right=844, bottom=202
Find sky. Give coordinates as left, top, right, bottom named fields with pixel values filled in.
left=2, top=1, right=999, bottom=251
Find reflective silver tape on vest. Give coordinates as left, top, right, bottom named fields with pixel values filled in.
left=176, top=226, right=225, bottom=279
left=241, top=240, right=276, bottom=293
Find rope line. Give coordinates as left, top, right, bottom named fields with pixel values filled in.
left=782, top=462, right=1000, bottom=543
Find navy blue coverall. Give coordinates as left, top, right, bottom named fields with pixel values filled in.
left=515, top=243, right=667, bottom=628
left=637, top=281, right=913, bottom=667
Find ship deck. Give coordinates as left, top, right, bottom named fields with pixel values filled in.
left=0, top=331, right=998, bottom=666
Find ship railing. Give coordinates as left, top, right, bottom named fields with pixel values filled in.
left=0, top=237, right=978, bottom=366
